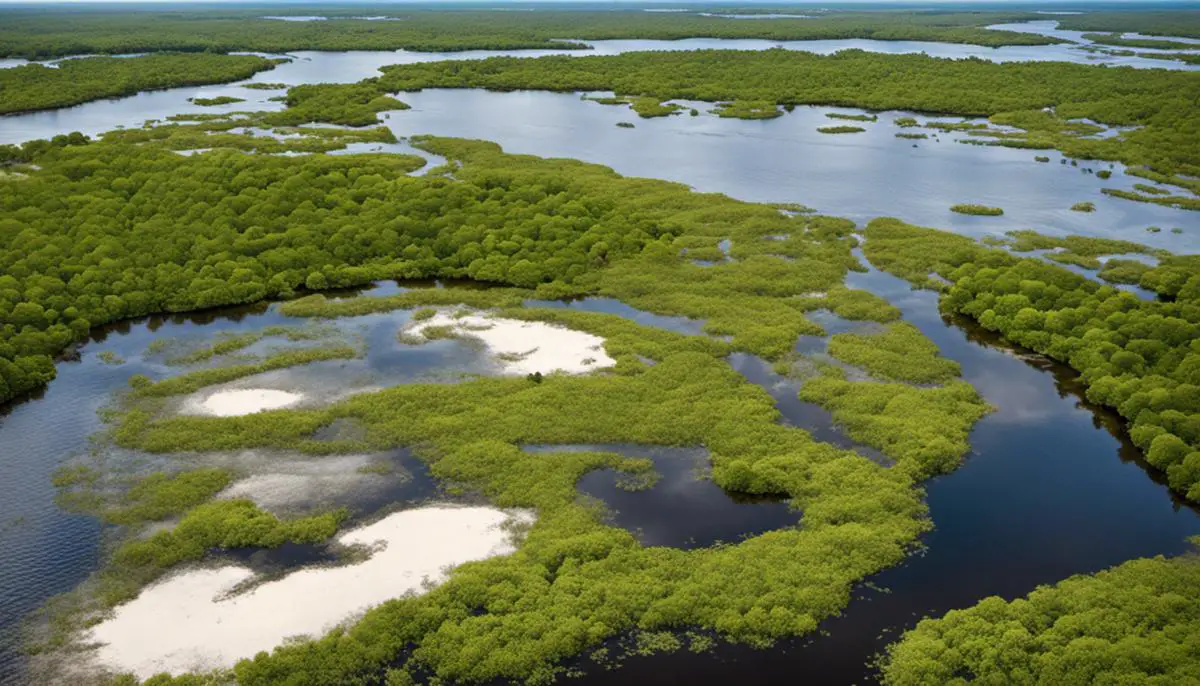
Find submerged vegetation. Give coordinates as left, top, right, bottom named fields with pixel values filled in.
left=0, top=52, right=275, bottom=114
left=131, top=344, right=359, bottom=398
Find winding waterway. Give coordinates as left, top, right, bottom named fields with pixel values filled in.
left=1, top=17, right=1199, bottom=686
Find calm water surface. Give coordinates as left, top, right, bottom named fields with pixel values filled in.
left=383, top=90, right=1198, bottom=252
left=524, top=444, right=799, bottom=549
left=571, top=248, right=1200, bottom=686
left=0, top=281, right=507, bottom=682
left=3, top=18, right=1198, bottom=144
left=1, top=19, right=1199, bottom=685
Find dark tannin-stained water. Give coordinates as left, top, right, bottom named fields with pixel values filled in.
left=524, top=444, right=799, bottom=549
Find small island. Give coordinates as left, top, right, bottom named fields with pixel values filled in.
left=190, top=96, right=246, bottom=106
left=950, top=203, right=1005, bottom=216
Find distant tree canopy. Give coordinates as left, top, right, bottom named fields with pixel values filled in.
left=0, top=9, right=1061, bottom=58
left=0, top=53, right=276, bottom=115
left=1058, top=11, right=1200, bottom=39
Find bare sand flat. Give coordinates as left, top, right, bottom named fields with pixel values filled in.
left=408, top=312, right=615, bottom=375
left=186, top=389, right=305, bottom=417
left=88, top=505, right=533, bottom=679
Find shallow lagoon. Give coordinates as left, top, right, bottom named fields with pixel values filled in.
left=383, top=90, right=1198, bottom=252
left=1, top=18, right=1199, bottom=685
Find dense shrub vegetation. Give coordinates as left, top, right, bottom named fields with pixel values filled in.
left=109, top=333, right=938, bottom=684
left=189, top=95, right=245, bottom=107
left=0, top=53, right=275, bottom=114
left=1, top=22, right=1196, bottom=682
left=1082, top=32, right=1200, bottom=51
left=104, top=499, right=346, bottom=605
left=0, top=120, right=888, bottom=405
left=882, top=543, right=1200, bottom=685
left=0, top=9, right=1060, bottom=58
left=7, top=106, right=1006, bottom=683
left=1058, top=11, right=1200, bottom=39
left=817, top=125, right=866, bottom=134
left=827, top=322, right=962, bottom=384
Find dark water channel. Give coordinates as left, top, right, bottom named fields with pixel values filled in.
left=525, top=444, right=798, bottom=550
left=570, top=249, right=1200, bottom=686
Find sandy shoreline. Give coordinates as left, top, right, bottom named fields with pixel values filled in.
left=88, top=505, right=534, bottom=679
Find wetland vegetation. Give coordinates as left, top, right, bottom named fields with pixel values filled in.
left=0, top=9, right=1063, bottom=59
left=377, top=49, right=1200, bottom=198
left=882, top=540, right=1200, bottom=685
left=2, top=7, right=1200, bottom=686
left=949, top=204, right=1004, bottom=216
left=863, top=219, right=1200, bottom=504
left=817, top=125, right=865, bottom=134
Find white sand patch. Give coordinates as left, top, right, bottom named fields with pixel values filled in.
left=407, top=312, right=615, bottom=375
left=186, top=389, right=304, bottom=417
left=88, top=505, right=534, bottom=679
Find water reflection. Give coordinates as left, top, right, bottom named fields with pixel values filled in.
left=524, top=444, right=798, bottom=549
left=385, top=92, right=1199, bottom=252
left=573, top=246, right=1200, bottom=686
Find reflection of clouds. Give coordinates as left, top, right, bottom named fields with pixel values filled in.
left=968, top=368, right=1064, bottom=425
left=389, top=89, right=1197, bottom=251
